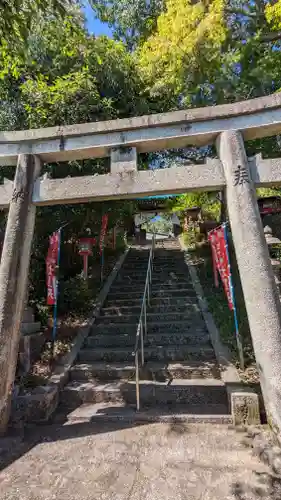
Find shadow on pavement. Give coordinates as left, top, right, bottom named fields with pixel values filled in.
left=0, top=409, right=147, bottom=474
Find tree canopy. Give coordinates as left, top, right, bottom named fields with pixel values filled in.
left=89, top=0, right=164, bottom=49
left=2, top=0, right=281, bottom=311
left=0, top=0, right=77, bottom=44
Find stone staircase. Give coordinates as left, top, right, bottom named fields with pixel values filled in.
left=61, top=242, right=230, bottom=422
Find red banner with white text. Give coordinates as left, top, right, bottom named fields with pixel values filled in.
left=46, top=232, right=60, bottom=305
left=100, top=214, right=109, bottom=254
left=208, top=226, right=233, bottom=310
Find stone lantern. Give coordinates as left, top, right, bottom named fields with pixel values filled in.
left=264, top=226, right=281, bottom=291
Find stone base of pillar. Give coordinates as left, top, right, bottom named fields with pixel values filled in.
left=231, top=392, right=261, bottom=426
left=22, top=306, right=34, bottom=324
left=271, top=259, right=281, bottom=293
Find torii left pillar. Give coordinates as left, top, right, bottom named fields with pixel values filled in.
left=0, top=154, right=41, bottom=435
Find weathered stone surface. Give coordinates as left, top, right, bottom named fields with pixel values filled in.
left=22, top=307, right=34, bottom=323
left=0, top=154, right=42, bottom=435
left=0, top=155, right=274, bottom=207
left=231, top=392, right=261, bottom=426
left=217, top=130, right=281, bottom=437
left=86, top=330, right=209, bottom=348
left=112, top=278, right=193, bottom=288
left=94, top=322, right=206, bottom=335
left=64, top=403, right=232, bottom=424
left=61, top=379, right=227, bottom=408
left=78, top=345, right=214, bottom=363
left=21, top=321, right=41, bottom=335
left=110, top=146, right=137, bottom=173
left=30, top=162, right=224, bottom=206
left=100, top=303, right=199, bottom=316
left=107, top=288, right=197, bottom=299
left=96, top=312, right=204, bottom=326
left=11, top=384, right=58, bottom=424
left=105, top=296, right=198, bottom=307
left=2, top=93, right=281, bottom=166
left=70, top=360, right=220, bottom=382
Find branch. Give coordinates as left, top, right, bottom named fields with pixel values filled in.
left=260, top=31, right=281, bottom=43
left=225, top=7, right=257, bottom=19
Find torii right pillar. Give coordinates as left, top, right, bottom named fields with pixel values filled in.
left=217, top=130, right=281, bottom=436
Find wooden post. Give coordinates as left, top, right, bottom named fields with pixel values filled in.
left=0, top=154, right=41, bottom=435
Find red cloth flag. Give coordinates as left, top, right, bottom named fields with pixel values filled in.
left=100, top=214, right=108, bottom=254
left=208, top=226, right=233, bottom=310
left=46, top=232, right=60, bottom=305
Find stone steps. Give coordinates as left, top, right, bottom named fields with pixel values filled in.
left=85, top=329, right=210, bottom=348
left=123, top=265, right=187, bottom=272
left=61, top=378, right=227, bottom=409
left=93, top=322, right=207, bottom=335
left=115, top=274, right=191, bottom=283
left=61, top=245, right=229, bottom=422
left=78, top=344, right=214, bottom=363
left=110, top=282, right=194, bottom=293
left=104, top=296, right=199, bottom=308
left=96, top=311, right=204, bottom=325
left=107, top=289, right=197, bottom=299
left=70, top=360, right=220, bottom=382
left=61, top=402, right=231, bottom=424
left=100, top=303, right=200, bottom=316
left=123, top=259, right=185, bottom=265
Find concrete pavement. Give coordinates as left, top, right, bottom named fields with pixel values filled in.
left=0, top=421, right=279, bottom=500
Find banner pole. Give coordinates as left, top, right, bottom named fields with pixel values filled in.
left=100, top=247, right=104, bottom=284
left=52, top=228, right=62, bottom=358
left=99, top=214, right=108, bottom=284
left=223, top=224, right=245, bottom=370
left=209, top=238, right=219, bottom=287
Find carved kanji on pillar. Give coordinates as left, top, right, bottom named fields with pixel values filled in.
left=0, top=154, right=41, bottom=435
left=217, top=130, right=281, bottom=435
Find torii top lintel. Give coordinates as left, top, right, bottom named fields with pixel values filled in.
left=1, top=93, right=281, bottom=165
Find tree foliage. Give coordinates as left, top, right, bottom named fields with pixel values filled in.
left=137, top=0, right=281, bottom=107
left=0, top=11, right=146, bottom=311
left=266, top=0, right=281, bottom=29
left=138, top=0, right=226, bottom=104
left=2, top=0, right=281, bottom=311
left=89, top=0, right=164, bottom=49
left=0, top=0, right=76, bottom=44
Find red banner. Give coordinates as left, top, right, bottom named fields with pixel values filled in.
left=208, top=226, right=233, bottom=310
left=100, top=214, right=108, bottom=254
left=46, top=232, right=60, bottom=306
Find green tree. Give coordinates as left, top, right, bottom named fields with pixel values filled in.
left=0, top=12, right=147, bottom=309
left=0, top=0, right=77, bottom=45
left=89, top=0, right=164, bottom=49
left=138, top=0, right=227, bottom=105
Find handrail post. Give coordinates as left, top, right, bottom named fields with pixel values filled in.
left=144, top=298, right=147, bottom=339
left=141, top=319, right=144, bottom=366
left=133, top=234, right=155, bottom=412
left=147, top=272, right=150, bottom=306
left=135, top=352, right=140, bottom=411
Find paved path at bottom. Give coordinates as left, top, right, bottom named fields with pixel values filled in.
left=0, top=422, right=279, bottom=500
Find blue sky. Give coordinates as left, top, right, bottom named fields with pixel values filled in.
left=82, top=2, right=113, bottom=37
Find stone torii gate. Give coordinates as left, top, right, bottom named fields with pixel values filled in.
left=1, top=94, right=281, bottom=435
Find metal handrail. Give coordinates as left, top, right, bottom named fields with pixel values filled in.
left=133, top=234, right=155, bottom=411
